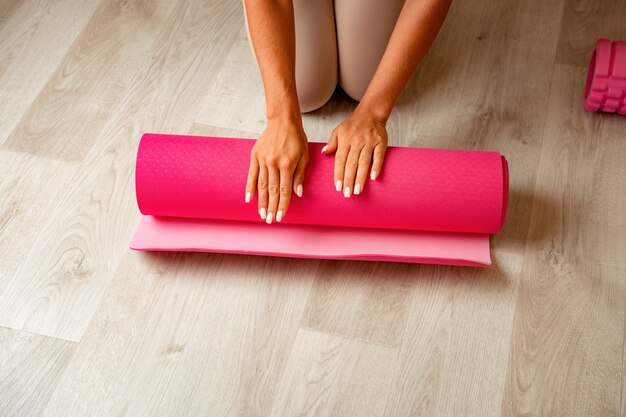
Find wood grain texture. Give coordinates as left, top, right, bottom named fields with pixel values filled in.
left=0, top=0, right=101, bottom=145
left=0, top=0, right=624, bottom=415
left=383, top=252, right=524, bottom=417
left=0, top=151, right=76, bottom=294
left=41, top=251, right=316, bottom=417
left=270, top=328, right=397, bottom=417
left=0, top=327, right=76, bottom=417
left=501, top=65, right=626, bottom=417
left=451, top=0, right=566, bottom=256
left=0, top=0, right=242, bottom=341
left=555, top=0, right=626, bottom=67
left=302, top=261, right=413, bottom=347
left=2, top=0, right=176, bottom=161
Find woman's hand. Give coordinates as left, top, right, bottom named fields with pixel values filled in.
left=246, top=114, right=309, bottom=224
left=322, top=107, right=388, bottom=197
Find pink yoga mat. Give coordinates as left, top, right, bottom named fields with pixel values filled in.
left=130, top=133, right=509, bottom=266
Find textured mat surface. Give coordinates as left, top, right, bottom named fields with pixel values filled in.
left=130, top=133, right=509, bottom=266
left=584, top=38, right=626, bottom=114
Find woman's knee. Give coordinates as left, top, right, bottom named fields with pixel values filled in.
left=297, top=75, right=337, bottom=113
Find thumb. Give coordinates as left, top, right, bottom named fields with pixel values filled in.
left=321, top=129, right=338, bottom=154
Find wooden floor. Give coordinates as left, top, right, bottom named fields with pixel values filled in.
left=1, top=0, right=625, bottom=416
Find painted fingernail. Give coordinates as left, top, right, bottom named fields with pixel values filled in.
left=336, top=180, right=342, bottom=191
left=321, top=145, right=328, bottom=153
left=296, top=184, right=303, bottom=197
left=370, top=170, right=377, bottom=180
left=260, top=207, right=266, bottom=220
left=266, top=212, right=273, bottom=224
left=344, top=186, right=351, bottom=198
left=354, top=183, right=361, bottom=195
left=276, top=210, right=283, bottom=222
left=245, top=192, right=251, bottom=203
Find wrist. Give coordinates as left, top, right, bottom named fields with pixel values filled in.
left=353, top=99, right=391, bottom=124
left=266, top=105, right=302, bottom=126
left=264, top=82, right=301, bottom=121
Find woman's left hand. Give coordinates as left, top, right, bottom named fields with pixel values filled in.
left=321, top=107, right=388, bottom=197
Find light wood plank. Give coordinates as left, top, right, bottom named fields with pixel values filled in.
left=0, top=151, right=76, bottom=294
left=187, top=122, right=256, bottom=139
left=555, top=0, right=626, bottom=67
left=0, top=0, right=243, bottom=341
left=2, top=0, right=177, bottom=162
left=0, top=0, right=101, bottom=144
left=622, top=321, right=626, bottom=417
left=41, top=250, right=315, bottom=416
left=450, top=0, right=566, bottom=256
left=301, top=261, right=413, bottom=347
left=0, top=327, right=76, bottom=417
left=387, top=0, right=491, bottom=147
left=382, top=252, right=523, bottom=417
left=501, top=64, right=626, bottom=417
left=269, top=328, right=397, bottom=417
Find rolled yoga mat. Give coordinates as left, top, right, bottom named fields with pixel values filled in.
left=584, top=38, right=626, bottom=114
left=130, top=133, right=509, bottom=266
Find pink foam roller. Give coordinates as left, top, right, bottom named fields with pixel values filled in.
left=130, top=133, right=509, bottom=266
left=584, top=39, right=626, bottom=114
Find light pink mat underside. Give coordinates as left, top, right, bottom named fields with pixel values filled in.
left=130, top=134, right=509, bottom=266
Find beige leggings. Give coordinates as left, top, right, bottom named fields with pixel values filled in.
left=243, top=0, right=406, bottom=113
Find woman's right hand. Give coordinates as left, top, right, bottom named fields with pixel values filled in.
left=245, top=114, right=309, bottom=224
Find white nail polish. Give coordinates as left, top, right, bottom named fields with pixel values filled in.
left=266, top=212, right=273, bottom=224
left=276, top=210, right=283, bottom=222
left=344, top=186, right=351, bottom=198
left=260, top=207, right=266, bottom=220
left=321, top=145, right=328, bottom=153
left=336, top=180, right=342, bottom=191
left=354, top=183, right=361, bottom=195
left=296, top=184, right=303, bottom=197
left=245, top=192, right=251, bottom=203
left=370, top=170, right=377, bottom=180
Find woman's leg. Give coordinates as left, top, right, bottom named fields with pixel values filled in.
left=242, top=0, right=338, bottom=113
left=334, top=0, right=406, bottom=101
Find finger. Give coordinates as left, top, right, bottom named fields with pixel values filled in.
left=334, top=143, right=349, bottom=192
left=292, top=154, right=308, bottom=198
left=371, top=142, right=387, bottom=180
left=354, top=145, right=373, bottom=195
left=341, top=145, right=363, bottom=198
left=257, top=161, right=269, bottom=220
left=266, top=165, right=280, bottom=224
left=245, top=156, right=259, bottom=203
left=322, top=129, right=339, bottom=154
left=277, top=167, right=293, bottom=222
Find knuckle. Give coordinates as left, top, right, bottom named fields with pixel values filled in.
left=258, top=181, right=268, bottom=190
left=346, top=159, right=359, bottom=169
left=268, top=184, right=279, bottom=194
left=278, top=158, right=294, bottom=170
left=280, top=185, right=291, bottom=195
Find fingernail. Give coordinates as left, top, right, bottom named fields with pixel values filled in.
left=370, top=170, right=377, bottom=180
left=354, top=183, right=361, bottom=195
left=245, top=192, right=251, bottom=203
left=321, top=145, right=328, bottom=153
left=266, top=212, right=273, bottom=224
left=344, top=186, right=351, bottom=198
left=276, top=210, right=283, bottom=222
left=296, top=184, right=303, bottom=197
left=260, top=207, right=266, bottom=220
left=336, top=180, right=342, bottom=191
